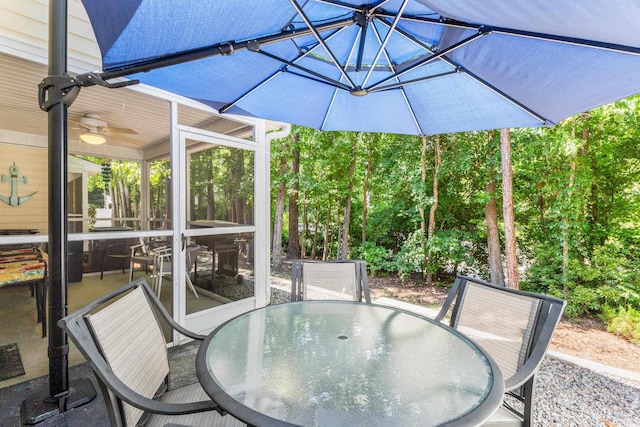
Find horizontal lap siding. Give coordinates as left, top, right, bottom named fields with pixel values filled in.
left=0, top=144, right=48, bottom=233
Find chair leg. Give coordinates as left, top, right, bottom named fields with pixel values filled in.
left=155, top=274, right=162, bottom=297
left=100, top=254, right=106, bottom=280
left=185, top=274, right=199, bottom=299
left=128, top=260, right=134, bottom=282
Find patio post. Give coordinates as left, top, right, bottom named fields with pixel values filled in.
left=20, top=0, right=95, bottom=423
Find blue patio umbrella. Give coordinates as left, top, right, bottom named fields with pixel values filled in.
left=79, top=0, right=640, bottom=136
left=26, top=0, right=640, bottom=421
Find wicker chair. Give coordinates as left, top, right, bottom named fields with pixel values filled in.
left=290, top=259, right=371, bottom=303
left=58, top=278, right=244, bottom=427
left=435, top=275, right=566, bottom=427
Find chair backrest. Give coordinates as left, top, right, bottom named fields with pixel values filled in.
left=435, top=275, right=565, bottom=422
left=291, top=259, right=371, bottom=303
left=153, top=246, right=172, bottom=270
left=185, top=244, right=201, bottom=271
left=60, top=279, right=170, bottom=427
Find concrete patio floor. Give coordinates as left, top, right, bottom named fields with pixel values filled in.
left=0, top=341, right=200, bottom=427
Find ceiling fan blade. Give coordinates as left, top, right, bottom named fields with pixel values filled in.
left=104, top=126, right=138, bottom=135
left=109, top=134, right=144, bottom=146
left=69, top=120, right=86, bottom=127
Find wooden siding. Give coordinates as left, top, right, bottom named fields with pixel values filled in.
left=0, top=144, right=48, bottom=233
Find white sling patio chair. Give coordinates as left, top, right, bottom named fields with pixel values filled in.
left=435, top=275, right=566, bottom=427
left=57, top=278, right=244, bottom=427
left=290, top=259, right=371, bottom=303
left=153, top=245, right=200, bottom=299
left=128, top=238, right=168, bottom=282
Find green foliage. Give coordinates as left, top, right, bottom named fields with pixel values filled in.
left=564, top=285, right=602, bottom=318
left=374, top=229, right=476, bottom=279
left=272, top=96, right=640, bottom=320
left=601, top=305, right=640, bottom=344
left=351, top=242, right=392, bottom=275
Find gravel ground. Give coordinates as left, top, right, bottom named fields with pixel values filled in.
left=268, top=283, right=640, bottom=426
left=534, top=358, right=640, bottom=426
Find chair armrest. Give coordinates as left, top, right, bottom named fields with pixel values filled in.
left=142, top=280, right=207, bottom=341
left=504, top=301, right=565, bottom=391
left=434, top=276, right=463, bottom=322
left=94, top=359, right=218, bottom=415
left=130, top=243, right=145, bottom=256
left=59, top=312, right=216, bottom=416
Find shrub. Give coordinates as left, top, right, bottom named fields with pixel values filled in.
left=351, top=242, right=392, bottom=275
left=601, top=305, right=640, bottom=344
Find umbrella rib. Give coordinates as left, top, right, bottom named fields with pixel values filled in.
left=288, top=0, right=358, bottom=90
left=369, top=70, right=458, bottom=92
left=321, top=88, right=340, bottom=131
left=388, top=23, right=552, bottom=125
left=98, top=17, right=354, bottom=80
left=369, top=22, right=424, bottom=135
left=255, top=24, right=354, bottom=92
left=221, top=25, right=356, bottom=114
left=321, top=25, right=362, bottom=130
left=355, top=17, right=367, bottom=72
left=256, top=50, right=352, bottom=91
left=369, top=0, right=393, bottom=13
left=455, top=67, right=552, bottom=125
left=376, top=11, right=640, bottom=56
left=314, top=0, right=361, bottom=12
left=315, top=0, right=392, bottom=14
left=366, top=24, right=486, bottom=91
left=362, top=0, right=410, bottom=88
left=219, top=70, right=283, bottom=114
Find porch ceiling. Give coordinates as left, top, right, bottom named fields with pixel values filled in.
left=0, top=52, right=277, bottom=159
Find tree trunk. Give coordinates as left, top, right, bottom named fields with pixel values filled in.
left=323, top=201, right=331, bottom=261
left=288, top=134, right=301, bottom=259
left=485, top=180, right=505, bottom=285
left=419, top=137, right=427, bottom=257
left=500, top=129, right=519, bottom=289
left=426, top=136, right=441, bottom=285
left=311, top=214, right=319, bottom=259
left=206, top=151, right=215, bottom=220
left=271, top=153, right=287, bottom=269
left=301, top=199, right=308, bottom=258
left=339, top=142, right=356, bottom=260
left=233, top=150, right=246, bottom=224
left=362, top=143, right=372, bottom=243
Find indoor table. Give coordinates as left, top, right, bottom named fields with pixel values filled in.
left=196, top=301, right=504, bottom=427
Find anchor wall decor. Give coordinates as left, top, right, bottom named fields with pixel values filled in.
left=0, top=163, right=37, bottom=206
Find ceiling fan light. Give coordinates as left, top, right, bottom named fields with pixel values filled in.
left=80, top=131, right=106, bottom=145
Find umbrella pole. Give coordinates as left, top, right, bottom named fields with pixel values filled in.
left=20, top=0, right=95, bottom=422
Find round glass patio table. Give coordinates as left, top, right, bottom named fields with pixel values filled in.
left=196, top=301, right=504, bottom=427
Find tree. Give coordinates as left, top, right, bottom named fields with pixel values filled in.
left=339, top=134, right=357, bottom=259
left=485, top=131, right=505, bottom=285
left=288, top=132, right=301, bottom=258
left=271, top=138, right=288, bottom=268
left=485, top=180, right=504, bottom=285
left=362, top=136, right=375, bottom=243
left=425, top=136, right=441, bottom=285
left=500, top=128, right=519, bottom=289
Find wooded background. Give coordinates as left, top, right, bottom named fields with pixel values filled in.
left=270, top=96, right=640, bottom=334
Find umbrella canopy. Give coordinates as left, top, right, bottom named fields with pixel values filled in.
left=81, top=0, right=640, bottom=135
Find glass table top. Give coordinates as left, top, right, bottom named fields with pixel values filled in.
left=197, top=301, right=503, bottom=427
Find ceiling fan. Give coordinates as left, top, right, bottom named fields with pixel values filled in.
left=72, top=113, right=138, bottom=145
